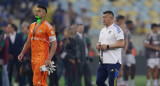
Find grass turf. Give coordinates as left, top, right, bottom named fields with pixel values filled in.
left=12, top=75, right=147, bottom=86
left=59, top=75, right=147, bottom=86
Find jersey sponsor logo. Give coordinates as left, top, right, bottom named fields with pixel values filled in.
left=31, top=37, right=40, bottom=40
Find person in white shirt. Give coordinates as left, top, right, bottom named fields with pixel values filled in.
left=96, top=11, right=124, bottom=86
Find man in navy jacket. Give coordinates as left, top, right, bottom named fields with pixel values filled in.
left=7, top=23, right=23, bottom=86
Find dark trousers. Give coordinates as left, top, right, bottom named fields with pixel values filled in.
left=63, top=58, right=74, bottom=86
left=76, top=62, right=81, bottom=86
left=8, top=59, right=23, bottom=86
left=76, top=61, right=92, bottom=86
left=49, top=58, right=58, bottom=86
left=0, top=65, right=2, bottom=86
left=22, top=59, right=33, bottom=86
left=49, top=69, right=58, bottom=86
left=96, top=63, right=121, bottom=86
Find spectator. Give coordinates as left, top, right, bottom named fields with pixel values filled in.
left=81, top=8, right=91, bottom=34
left=67, top=2, right=76, bottom=25
left=7, top=23, right=23, bottom=86
left=61, top=28, right=76, bottom=86
left=21, top=21, right=33, bottom=86
left=52, top=6, right=65, bottom=35
left=0, top=21, right=10, bottom=86
left=75, top=24, right=92, bottom=86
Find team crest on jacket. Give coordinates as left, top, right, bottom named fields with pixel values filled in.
left=39, top=30, right=42, bottom=33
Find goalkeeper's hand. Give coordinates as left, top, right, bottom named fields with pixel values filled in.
left=40, top=61, right=56, bottom=75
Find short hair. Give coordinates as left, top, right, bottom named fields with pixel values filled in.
left=125, top=20, right=133, bottom=25
left=103, top=11, right=114, bottom=17
left=38, top=5, right=47, bottom=13
left=151, top=23, right=158, bottom=29
left=9, top=23, right=17, bottom=31
left=116, top=15, right=125, bottom=22
left=77, top=24, right=83, bottom=26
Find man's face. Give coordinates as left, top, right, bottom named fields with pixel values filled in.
left=153, top=27, right=159, bottom=33
left=118, top=19, right=125, bottom=25
left=7, top=24, right=13, bottom=32
left=118, top=19, right=126, bottom=31
left=34, top=8, right=46, bottom=18
left=103, top=13, right=113, bottom=25
left=158, top=26, right=160, bottom=32
left=2, top=26, right=8, bottom=33
left=77, top=25, right=84, bottom=33
left=128, top=23, right=134, bottom=30
left=64, top=29, right=69, bottom=37
left=22, top=26, right=29, bottom=34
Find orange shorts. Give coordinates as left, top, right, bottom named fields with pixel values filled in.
left=32, top=62, right=48, bottom=86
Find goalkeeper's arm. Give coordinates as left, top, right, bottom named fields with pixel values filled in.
left=45, top=41, right=57, bottom=66
left=18, top=38, right=31, bottom=62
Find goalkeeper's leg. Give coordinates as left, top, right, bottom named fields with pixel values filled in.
left=31, top=62, right=48, bottom=86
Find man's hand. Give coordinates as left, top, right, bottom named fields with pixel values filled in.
left=40, top=61, right=56, bottom=75
left=45, top=57, right=51, bottom=67
left=100, top=44, right=107, bottom=50
left=69, top=58, right=75, bottom=64
left=18, top=53, right=24, bottom=62
left=96, top=42, right=101, bottom=50
left=155, top=47, right=160, bottom=51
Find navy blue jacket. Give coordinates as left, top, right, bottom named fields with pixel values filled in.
left=9, top=33, right=23, bottom=59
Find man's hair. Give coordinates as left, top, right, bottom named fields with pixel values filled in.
left=9, top=23, right=17, bottom=31
left=103, top=11, right=114, bottom=17
left=116, top=15, right=125, bottom=22
left=151, top=23, right=158, bottom=29
left=38, top=5, right=47, bottom=13
left=125, top=20, right=133, bottom=25
left=77, top=24, right=83, bottom=26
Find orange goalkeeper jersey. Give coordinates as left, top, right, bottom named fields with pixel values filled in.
left=28, top=20, right=56, bottom=63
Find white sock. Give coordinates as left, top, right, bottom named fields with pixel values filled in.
left=125, top=81, right=128, bottom=86
left=153, top=79, right=158, bottom=86
left=119, top=77, right=123, bottom=82
left=147, top=79, right=150, bottom=85
left=118, top=78, right=124, bottom=85
left=155, top=79, right=158, bottom=84
left=130, top=79, right=134, bottom=86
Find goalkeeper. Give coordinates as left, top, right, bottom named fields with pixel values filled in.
left=18, top=5, right=57, bottom=86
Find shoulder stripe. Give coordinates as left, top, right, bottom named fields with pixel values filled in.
left=44, top=21, right=53, bottom=29
left=114, top=24, right=121, bottom=34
